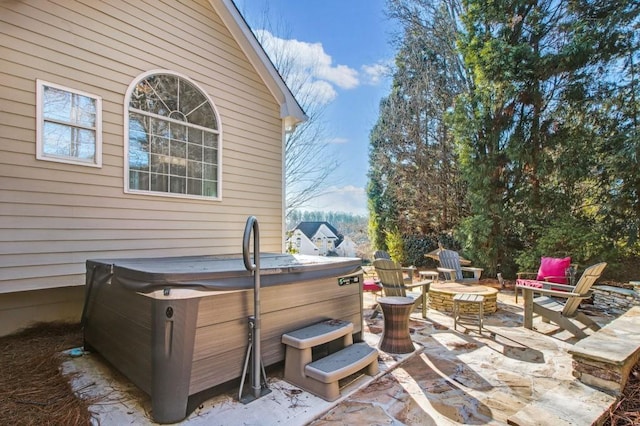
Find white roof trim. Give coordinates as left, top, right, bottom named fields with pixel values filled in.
left=209, top=0, right=308, bottom=128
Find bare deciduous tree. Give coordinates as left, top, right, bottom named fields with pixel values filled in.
left=240, top=5, right=342, bottom=217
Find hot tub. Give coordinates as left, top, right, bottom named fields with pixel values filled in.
left=82, top=253, right=363, bottom=423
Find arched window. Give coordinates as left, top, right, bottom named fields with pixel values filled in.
left=125, top=71, right=221, bottom=199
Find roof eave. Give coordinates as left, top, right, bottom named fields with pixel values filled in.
left=209, top=0, right=308, bottom=128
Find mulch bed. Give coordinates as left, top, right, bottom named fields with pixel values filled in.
left=0, top=322, right=92, bottom=425
left=0, top=320, right=638, bottom=425
left=605, top=363, right=640, bottom=426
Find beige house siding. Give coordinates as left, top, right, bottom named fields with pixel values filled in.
left=0, top=0, right=295, bottom=334
left=0, top=287, right=85, bottom=337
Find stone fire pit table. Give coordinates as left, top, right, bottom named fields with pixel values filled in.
left=428, top=282, right=498, bottom=314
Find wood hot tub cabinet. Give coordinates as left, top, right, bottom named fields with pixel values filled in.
left=82, top=253, right=363, bottom=423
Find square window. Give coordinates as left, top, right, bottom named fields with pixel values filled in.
left=203, top=180, right=217, bottom=197
left=203, top=147, right=216, bottom=163
left=203, top=132, right=218, bottom=148
left=170, top=159, right=186, bottom=177
left=129, top=150, right=149, bottom=171
left=149, top=117, right=170, bottom=137
left=187, top=127, right=203, bottom=144
left=187, top=179, right=202, bottom=195
left=188, top=160, right=202, bottom=178
left=170, top=123, right=186, bottom=141
left=203, top=164, right=217, bottom=180
left=37, top=80, right=102, bottom=167
left=188, top=144, right=202, bottom=161
left=170, top=176, right=186, bottom=194
left=151, top=136, right=169, bottom=155
left=150, top=173, right=169, bottom=192
left=150, top=154, right=169, bottom=174
left=170, top=140, right=186, bottom=159
left=130, top=170, right=149, bottom=191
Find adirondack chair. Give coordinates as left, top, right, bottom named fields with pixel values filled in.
left=515, top=256, right=578, bottom=302
left=437, top=249, right=483, bottom=283
left=373, top=250, right=415, bottom=283
left=373, top=250, right=391, bottom=260
left=517, top=262, right=607, bottom=339
left=372, top=258, right=432, bottom=319
left=425, top=245, right=472, bottom=266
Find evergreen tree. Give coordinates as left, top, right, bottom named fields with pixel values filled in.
left=369, top=0, right=640, bottom=277
left=453, top=0, right=640, bottom=274
left=368, top=0, right=467, bottom=263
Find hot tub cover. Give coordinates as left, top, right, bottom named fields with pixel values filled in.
left=86, top=253, right=362, bottom=292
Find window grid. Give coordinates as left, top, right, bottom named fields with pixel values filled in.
left=126, top=73, right=220, bottom=199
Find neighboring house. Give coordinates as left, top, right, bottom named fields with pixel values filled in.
left=287, top=222, right=357, bottom=257
left=334, top=235, right=357, bottom=258
left=0, top=0, right=306, bottom=337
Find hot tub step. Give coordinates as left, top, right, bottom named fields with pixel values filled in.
left=305, top=342, right=378, bottom=383
left=282, top=320, right=379, bottom=401
left=282, top=319, right=354, bottom=349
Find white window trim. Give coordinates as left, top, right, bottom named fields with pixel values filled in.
left=123, top=69, right=223, bottom=201
left=36, top=79, right=102, bottom=168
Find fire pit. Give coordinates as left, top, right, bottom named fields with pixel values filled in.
left=428, top=282, right=498, bottom=313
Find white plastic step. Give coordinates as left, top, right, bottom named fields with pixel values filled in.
left=282, top=319, right=353, bottom=349
left=305, top=342, right=379, bottom=384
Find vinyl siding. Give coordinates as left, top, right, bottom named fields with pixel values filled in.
left=0, top=0, right=286, bottom=295
left=0, top=287, right=85, bottom=337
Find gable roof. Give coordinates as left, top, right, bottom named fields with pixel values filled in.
left=209, top=0, right=307, bottom=129
left=294, top=222, right=341, bottom=239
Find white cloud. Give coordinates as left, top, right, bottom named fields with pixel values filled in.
left=301, top=185, right=368, bottom=216
left=255, top=29, right=360, bottom=105
left=316, top=64, right=359, bottom=89
left=361, top=61, right=392, bottom=85
left=300, top=79, right=337, bottom=105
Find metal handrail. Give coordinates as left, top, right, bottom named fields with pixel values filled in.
left=243, top=216, right=259, bottom=273
left=241, top=216, right=264, bottom=400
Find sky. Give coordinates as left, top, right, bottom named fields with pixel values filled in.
left=234, top=0, right=398, bottom=217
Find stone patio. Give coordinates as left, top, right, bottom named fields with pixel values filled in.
left=62, top=288, right=622, bottom=425
left=312, top=290, right=618, bottom=425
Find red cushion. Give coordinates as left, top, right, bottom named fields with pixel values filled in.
left=516, top=279, right=544, bottom=289
left=363, top=279, right=382, bottom=292
left=536, top=257, right=571, bottom=284
left=517, top=278, right=569, bottom=293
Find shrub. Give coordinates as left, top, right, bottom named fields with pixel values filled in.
left=384, top=228, right=404, bottom=263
